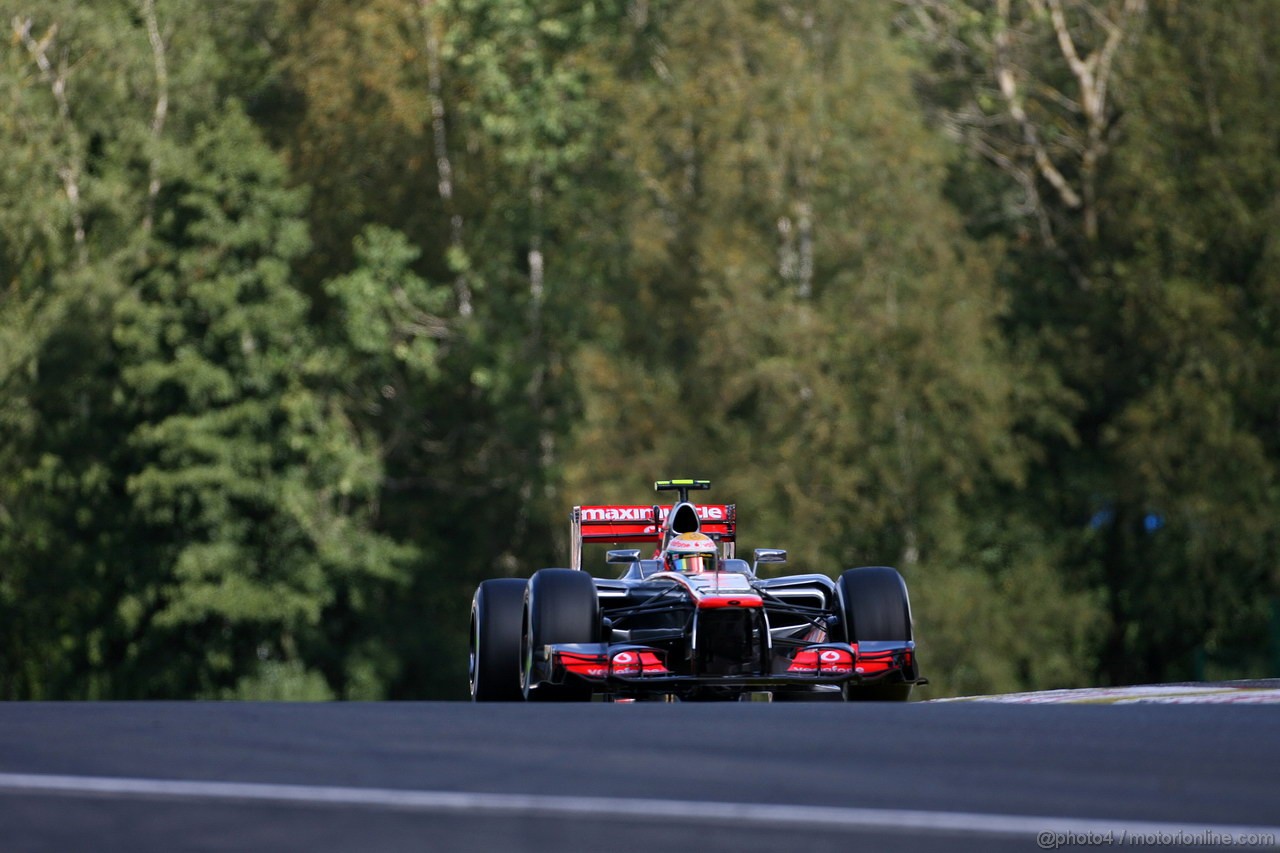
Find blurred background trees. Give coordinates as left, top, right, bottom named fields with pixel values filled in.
left=1, top=0, right=1276, bottom=698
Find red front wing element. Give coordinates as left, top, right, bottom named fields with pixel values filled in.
left=850, top=644, right=914, bottom=676
left=556, top=647, right=671, bottom=678
left=786, top=647, right=855, bottom=675
left=545, top=641, right=916, bottom=691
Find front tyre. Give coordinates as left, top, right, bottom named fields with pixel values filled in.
left=521, top=569, right=601, bottom=701
left=836, top=566, right=914, bottom=702
left=470, top=578, right=528, bottom=701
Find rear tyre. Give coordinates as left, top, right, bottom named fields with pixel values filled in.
left=470, top=578, right=528, bottom=702
left=836, top=566, right=914, bottom=702
left=522, top=569, right=601, bottom=701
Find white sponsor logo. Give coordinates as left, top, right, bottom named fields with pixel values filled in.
left=820, top=650, right=843, bottom=663
left=581, top=507, right=652, bottom=522
left=665, top=505, right=725, bottom=521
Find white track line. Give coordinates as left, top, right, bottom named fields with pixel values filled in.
left=0, top=772, right=1277, bottom=843
left=933, top=684, right=1280, bottom=704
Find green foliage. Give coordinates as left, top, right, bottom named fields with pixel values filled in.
left=111, top=106, right=408, bottom=696
left=912, top=513, right=1104, bottom=697
left=913, top=0, right=1280, bottom=685
left=224, top=660, right=335, bottom=701
left=0, top=2, right=405, bottom=698
left=1074, top=1, right=1280, bottom=682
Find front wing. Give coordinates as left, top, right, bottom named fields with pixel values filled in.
left=530, top=640, right=923, bottom=694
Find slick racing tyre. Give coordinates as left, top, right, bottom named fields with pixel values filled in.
left=470, top=578, right=528, bottom=701
left=836, top=566, right=914, bottom=702
left=521, top=569, right=601, bottom=701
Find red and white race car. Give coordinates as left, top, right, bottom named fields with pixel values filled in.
left=470, top=480, right=925, bottom=702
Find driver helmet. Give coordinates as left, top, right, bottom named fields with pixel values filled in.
left=665, top=532, right=718, bottom=574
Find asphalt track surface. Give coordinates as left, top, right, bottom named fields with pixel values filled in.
left=1, top=701, right=1278, bottom=852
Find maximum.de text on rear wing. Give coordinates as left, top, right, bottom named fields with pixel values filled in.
left=570, top=504, right=736, bottom=571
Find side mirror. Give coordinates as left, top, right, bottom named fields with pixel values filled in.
left=752, top=548, right=787, bottom=573
left=606, top=549, right=642, bottom=564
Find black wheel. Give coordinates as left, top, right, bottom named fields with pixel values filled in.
left=521, top=569, right=601, bottom=701
left=836, top=566, right=914, bottom=702
left=470, top=578, right=528, bottom=701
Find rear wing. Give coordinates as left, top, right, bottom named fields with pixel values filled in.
left=570, top=504, right=736, bottom=571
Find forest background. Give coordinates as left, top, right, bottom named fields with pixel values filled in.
left=3, top=0, right=1278, bottom=700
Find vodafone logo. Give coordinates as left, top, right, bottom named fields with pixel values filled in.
left=668, top=537, right=714, bottom=554
left=612, top=652, right=635, bottom=665
left=820, top=650, right=843, bottom=663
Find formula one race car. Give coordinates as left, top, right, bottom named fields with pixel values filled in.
left=469, top=480, right=925, bottom=702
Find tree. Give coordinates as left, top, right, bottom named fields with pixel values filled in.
left=111, top=107, right=407, bottom=698
left=0, top=1, right=404, bottom=698
left=901, top=0, right=1147, bottom=256
left=907, top=0, right=1280, bottom=684
left=269, top=0, right=615, bottom=696
left=1078, top=1, right=1280, bottom=682
left=0, top=0, right=153, bottom=698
